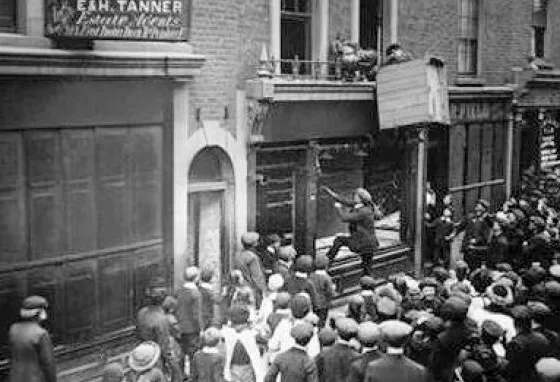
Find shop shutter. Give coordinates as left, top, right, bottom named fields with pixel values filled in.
left=99, top=254, right=132, bottom=332
left=465, top=124, right=482, bottom=212
left=0, top=0, right=16, bottom=32
left=0, top=132, right=25, bottom=264
left=0, top=273, right=24, bottom=358
left=96, top=128, right=130, bottom=249
left=133, top=245, right=165, bottom=310
left=130, top=127, right=163, bottom=241
left=62, top=130, right=96, bottom=253
left=26, top=131, right=63, bottom=259
left=63, top=260, right=97, bottom=343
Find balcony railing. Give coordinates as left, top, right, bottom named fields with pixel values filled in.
left=256, top=56, right=377, bottom=82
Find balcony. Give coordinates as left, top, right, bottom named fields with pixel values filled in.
left=246, top=58, right=377, bottom=103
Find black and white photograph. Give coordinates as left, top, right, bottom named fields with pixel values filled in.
left=2, top=0, right=560, bottom=381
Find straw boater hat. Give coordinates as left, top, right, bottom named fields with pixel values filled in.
left=128, top=341, right=161, bottom=372
left=20, top=296, right=48, bottom=319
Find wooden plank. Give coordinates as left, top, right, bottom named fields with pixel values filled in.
left=480, top=123, right=494, bottom=203
left=448, top=124, right=466, bottom=218
left=63, top=260, right=97, bottom=342
left=28, top=266, right=63, bottom=343
left=465, top=124, right=482, bottom=213
left=98, top=253, right=132, bottom=332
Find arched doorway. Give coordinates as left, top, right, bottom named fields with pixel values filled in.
left=187, top=147, right=235, bottom=290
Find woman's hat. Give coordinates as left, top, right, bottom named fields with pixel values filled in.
left=20, top=295, right=48, bottom=319
left=128, top=341, right=161, bottom=372
left=486, top=283, right=514, bottom=307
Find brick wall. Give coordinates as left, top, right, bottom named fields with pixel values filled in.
left=398, top=0, right=532, bottom=86
left=189, top=0, right=269, bottom=136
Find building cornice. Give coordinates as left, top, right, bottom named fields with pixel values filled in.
left=0, top=45, right=205, bottom=79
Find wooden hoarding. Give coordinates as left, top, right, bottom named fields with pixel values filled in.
left=45, top=0, right=191, bottom=41
left=377, top=57, right=450, bottom=129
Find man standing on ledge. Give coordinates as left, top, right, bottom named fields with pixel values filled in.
left=324, top=187, right=380, bottom=275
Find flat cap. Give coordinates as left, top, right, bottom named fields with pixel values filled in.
left=496, top=263, right=513, bottom=273
left=318, top=327, right=337, bottom=346
left=536, top=357, right=560, bottom=380
left=376, top=296, right=398, bottom=318
left=511, top=305, right=532, bottom=321
left=440, top=297, right=469, bottom=321
left=241, top=232, right=260, bottom=247
left=102, top=362, right=125, bottom=382
left=290, top=321, right=314, bottom=341
left=360, top=276, right=376, bottom=290
left=420, top=316, right=445, bottom=336
left=357, top=322, right=381, bottom=346
left=277, top=245, right=297, bottom=261
left=202, top=327, right=222, bottom=347
left=314, top=254, right=330, bottom=270
left=378, top=320, right=412, bottom=347
left=481, top=320, right=504, bottom=339
left=21, top=295, right=48, bottom=311
left=462, top=360, right=484, bottom=381
left=291, top=294, right=311, bottom=319
left=546, top=280, right=560, bottom=298
left=275, top=292, right=292, bottom=308
left=229, top=304, right=250, bottom=325
left=476, top=199, right=490, bottom=210
left=550, top=264, right=560, bottom=280
left=335, top=317, right=359, bottom=336
left=184, top=266, right=200, bottom=281
left=295, top=255, right=314, bottom=273
left=528, top=301, right=552, bottom=318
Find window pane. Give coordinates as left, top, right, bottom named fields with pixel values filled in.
left=0, top=0, right=16, bottom=33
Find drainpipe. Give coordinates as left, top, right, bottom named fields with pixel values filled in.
left=414, top=127, right=427, bottom=277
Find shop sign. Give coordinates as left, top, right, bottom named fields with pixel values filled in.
left=540, top=114, right=560, bottom=169
left=450, top=101, right=506, bottom=123
left=45, top=0, right=191, bottom=41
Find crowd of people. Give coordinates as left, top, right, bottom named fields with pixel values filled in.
left=9, top=186, right=560, bottom=382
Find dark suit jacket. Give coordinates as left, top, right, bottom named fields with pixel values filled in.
left=458, top=214, right=492, bottom=253
left=234, top=249, right=266, bottom=293
left=336, top=205, right=379, bottom=253
left=505, top=331, right=550, bottom=382
left=265, top=347, right=318, bottom=382
left=315, top=342, right=359, bottom=382
left=364, top=354, right=431, bottom=382
left=9, top=321, right=57, bottom=382
left=191, top=350, right=226, bottom=382
left=283, top=275, right=318, bottom=309
left=523, top=232, right=553, bottom=267
left=176, top=285, right=204, bottom=335
left=429, top=322, right=473, bottom=382
left=346, top=349, right=383, bottom=382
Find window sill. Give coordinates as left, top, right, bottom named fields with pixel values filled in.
left=455, top=75, right=486, bottom=87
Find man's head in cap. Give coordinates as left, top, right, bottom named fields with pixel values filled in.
left=278, top=245, right=297, bottom=262
left=376, top=296, right=398, bottom=320
left=314, top=254, right=330, bottom=270
left=291, top=294, right=311, bottom=319
left=432, top=266, right=450, bottom=284
left=354, top=188, right=373, bottom=205
left=511, top=305, right=533, bottom=333
left=440, top=297, right=469, bottom=323
left=379, top=320, right=412, bottom=349
left=360, top=276, right=376, bottom=291
left=102, top=362, right=125, bottom=382
left=202, top=327, right=222, bottom=347
left=528, top=301, right=552, bottom=328
left=546, top=280, right=560, bottom=299
left=229, top=304, right=250, bottom=326
left=461, top=360, right=485, bottom=382
left=536, top=357, right=560, bottom=382
left=274, top=291, right=292, bottom=310
left=550, top=264, right=560, bottom=281
left=240, top=232, right=260, bottom=249
left=184, top=266, right=200, bottom=283
left=20, top=295, right=49, bottom=321
left=291, top=322, right=314, bottom=346
left=357, top=321, right=381, bottom=348
left=335, top=317, right=359, bottom=341
left=295, top=255, right=313, bottom=274
left=318, top=327, right=337, bottom=348
left=481, top=320, right=504, bottom=345
left=475, top=199, right=490, bottom=216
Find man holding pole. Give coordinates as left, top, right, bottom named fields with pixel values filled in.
left=323, top=186, right=381, bottom=275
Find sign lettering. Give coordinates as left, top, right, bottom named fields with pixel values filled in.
left=540, top=113, right=560, bottom=169
left=450, top=101, right=506, bottom=123
left=45, top=0, right=190, bottom=41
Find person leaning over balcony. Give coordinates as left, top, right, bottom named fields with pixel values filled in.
left=324, top=187, right=380, bottom=275
left=9, top=295, right=57, bottom=382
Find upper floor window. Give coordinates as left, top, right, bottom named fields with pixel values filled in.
left=0, top=0, right=17, bottom=33
left=281, top=0, right=311, bottom=74
left=360, top=0, right=379, bottom=50
left=532, top=0, right=547, bottom=58
left=458, top=0, right=479, bottom=75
